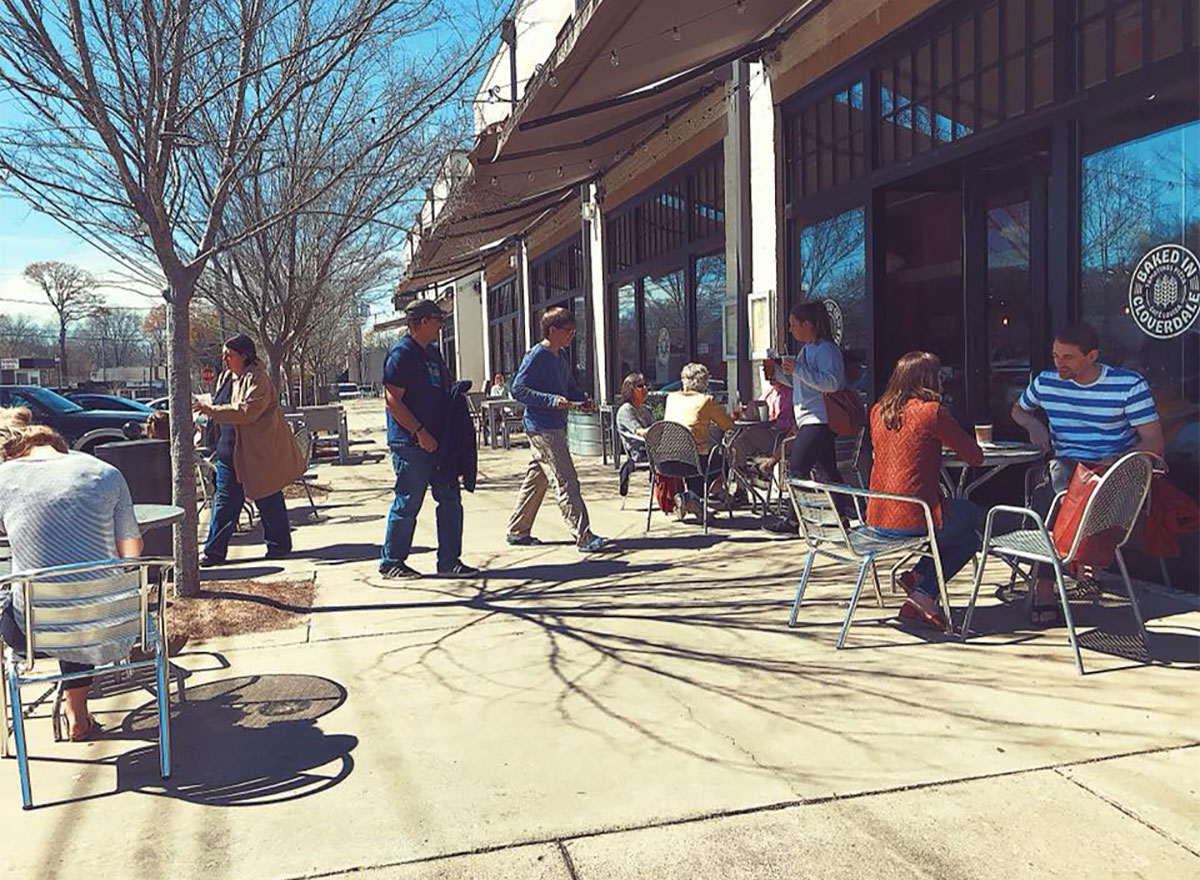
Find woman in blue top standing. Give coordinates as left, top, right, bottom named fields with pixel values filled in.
left=782, top=301, right=848, bottom=487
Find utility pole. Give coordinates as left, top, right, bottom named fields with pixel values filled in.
left=500, top=17, right=518, bottom=105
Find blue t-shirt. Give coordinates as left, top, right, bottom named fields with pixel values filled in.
left=511, top=343, right=585, bottom=432
left=382, top=336, right=449, bottom=447
left=1018, top=364, right=1159, bottom=462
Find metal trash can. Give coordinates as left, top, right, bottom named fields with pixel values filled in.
left=567, top=410, right=604, bottom=457
left=95, top=439, right=173, bottom=557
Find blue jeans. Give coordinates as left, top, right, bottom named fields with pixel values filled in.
left=868, top=498, right=982, bottom=598
left=381, top=446, right=462, bottom=571
left=204, top=459, right=291, bottom=561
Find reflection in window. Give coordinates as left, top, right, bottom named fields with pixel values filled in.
left=616, top=283, right=638, bottom=381
left=694, top=254, right=726, bottom=383
left=793, top=207, right=868, bottom=394
left=642, top=271, right=686, bottom=389
left=987, top=189, right=1032, bottom=437
left=1081, top=120, right=1200, bottom=491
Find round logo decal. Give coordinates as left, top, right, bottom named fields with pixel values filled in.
left=1128, top=244, right=1200, bottom=339
left=822, top=299, right=844, bottom=346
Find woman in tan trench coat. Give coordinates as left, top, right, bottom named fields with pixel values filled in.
left=193, top=334, right=305, bottom=565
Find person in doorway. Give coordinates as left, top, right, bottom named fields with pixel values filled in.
left=0, top=414, right=143, bottom=740
left=193, top=334, right=305, bottom=565
left=1011, top=321, right=1163, bottom=622
left=378, top=300, right=478, bottom=579
left=488, top=373, right=508, bottom=398
left=506, top=307, right=612, bottom=552
left=865, top=352, right=984, bottom=630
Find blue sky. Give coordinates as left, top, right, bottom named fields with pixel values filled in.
left=0, top=1, right=501, bottom=321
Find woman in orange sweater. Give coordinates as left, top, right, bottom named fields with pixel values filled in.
left=866, top=352, right=984, bottom=629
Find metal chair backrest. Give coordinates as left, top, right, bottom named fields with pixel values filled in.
left=465, top=391, right=486, bottom=414
left=298, top=405, right=341, bottom=434
left=787, top=478, right=853, bottom=553
left=834, top=427, right=864, bottom=472
left=644, top=420, right=701, bottom=475
left=0, top=535, right=10, bottom=577
left=1064, top=451, right=1155, bottom=563
left=294, top=426, right=314, bottom=467
left=2, top=560, right=152, bottom=666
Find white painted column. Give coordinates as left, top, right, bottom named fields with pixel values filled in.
left=583, top=182, right=610, bottom=402
left=453, top=271, right=486, bottom=390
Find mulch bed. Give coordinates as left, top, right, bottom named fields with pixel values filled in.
left=166, top=577, right=315, bottom=646
left=283, top=481, right=331, bottom=500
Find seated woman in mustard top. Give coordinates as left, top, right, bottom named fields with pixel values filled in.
left=663, top=363, right=734, bottom=513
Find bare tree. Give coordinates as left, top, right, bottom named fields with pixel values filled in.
left=21, top=261, right=101, bottom=383
left=0, top=312, right=56, bottom=360
left=0, top=0, right=502, bottom=594
left=80, top=307, right=148, bottom=371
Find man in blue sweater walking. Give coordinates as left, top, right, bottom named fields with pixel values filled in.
left=506, top=307, right=612, bottom=552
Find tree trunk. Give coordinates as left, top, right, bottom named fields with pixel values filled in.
left=58, top=323, right=67, bottom=386
left=166, top=282, right=201, bottom=597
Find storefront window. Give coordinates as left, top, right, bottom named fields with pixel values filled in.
left=642, top=270, right=686, bottom=388
left=987, top=186, right=1033, bottom=438
left=616, top=282, right=637, bottom=380
left=488, top=276, right=522, bottom=378
left=694, top=254, right=726, bottom=383
left=1081, top=119, right=1200, bottom=489
left=792, top=207, right=869, bottom=395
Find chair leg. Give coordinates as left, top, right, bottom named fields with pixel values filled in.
left=156, top=643, right=172, bottom=779
left=702, top=477, right=709, bottom=535
left=869, top=561, right=885, bottom=609
left=835, top=557, right=873, bottom=650
left=1051, top=561, right=1085, bottom=675
left=303, top=480, right=319, bottom=520
left=645, top=473, right=656, bottom=532
left=1158, top=557, right=1173, bottom=591
left=51, top=684, right=65, bottom=742
left=788, top=549, right=817, bottom=627
left=961, top=549, right=990, bottom=640
left=1115, top=548, right=1149, bottom=644
left=0, top=652, right=9, bottom=760
left=9, top=665, right=32, bottom=808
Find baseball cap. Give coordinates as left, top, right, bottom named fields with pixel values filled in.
left=405, top=299, right=449, bottom=321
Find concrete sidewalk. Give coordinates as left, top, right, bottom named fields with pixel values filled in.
left=1, top=399, right=1196, bottom=879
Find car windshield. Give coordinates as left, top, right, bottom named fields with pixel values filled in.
left=22, top=386, right=83, bottom=413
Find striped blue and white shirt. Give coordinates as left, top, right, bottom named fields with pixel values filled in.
left=1018, top=365, right=1159, bottom=462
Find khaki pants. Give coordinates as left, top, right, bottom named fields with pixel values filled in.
left=507, top=429, right=590, bottom=541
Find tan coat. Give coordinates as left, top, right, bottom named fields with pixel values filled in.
left=208, top=364, right=305, bottom=500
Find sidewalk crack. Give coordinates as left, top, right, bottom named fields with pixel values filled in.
left=1054, top=767, right=1200, bottom=858
left=556, top=840, right=580, bottom=880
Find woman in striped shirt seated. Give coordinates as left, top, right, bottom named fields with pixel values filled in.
left=1011, top=322, right=1163, bottom=623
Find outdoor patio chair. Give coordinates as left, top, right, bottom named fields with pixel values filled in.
left=290, top=424, right=321, bottom=521
left=1, top=558, right=180, bottom=809
left=961, top=450, right=1156, bottom=675
left=643, top=421, right=727, bottom=535
left=616, top=424, right=652, bottom=509
left=465, top=391, right=487, bottom=445
left=722, top=424, right=780, bottom=518
left=785, top=477, right=953, bottom=648
left=501, top=405, right=526, bottom=449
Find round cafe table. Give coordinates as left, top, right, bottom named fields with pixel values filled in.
left=134, top=503, right=186, bottom=533
left=940, top=442, right=1044, bottom=501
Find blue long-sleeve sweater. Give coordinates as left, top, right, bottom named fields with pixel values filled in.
left=511, top=343, right=586, bottom=432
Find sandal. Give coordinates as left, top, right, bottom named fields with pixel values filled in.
left=898, top=600, right=947, bottom=631
left=70, top=714, right=104, bottom=742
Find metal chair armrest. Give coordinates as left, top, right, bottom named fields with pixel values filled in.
left=1045, top=490, right=1068, bottom=529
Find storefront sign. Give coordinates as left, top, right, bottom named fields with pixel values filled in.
left=822, top=299, right=844, bottom=346
left=1128, top=244, right=1200, bottom=339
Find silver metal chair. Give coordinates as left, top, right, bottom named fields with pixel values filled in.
left=962, top=451, right=1156, bottom=675
left=2, top=557, right=179, bottom=809
left=643, top=421, right=727, bottom=535
left=785, top=478, right=952, bottom=648
left=616, top=424, right=652, bottom=510
left=290, top=424, right=321, bottom=520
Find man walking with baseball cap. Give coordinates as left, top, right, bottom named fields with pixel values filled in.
left=379, top=298, right=478, bottom=579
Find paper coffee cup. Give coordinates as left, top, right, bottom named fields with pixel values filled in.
left=975, top=424, right=994, bottom=444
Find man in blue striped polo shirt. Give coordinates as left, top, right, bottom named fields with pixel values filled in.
left=1011, top=322, right=1164, bottom=624
left=1012, top=323, right=1163, bottom=493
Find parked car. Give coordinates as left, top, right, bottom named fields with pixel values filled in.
left=66, top=392, right=155, bottom=414
left=147, top=397, right=170, bottom=411
left=335, top=383, right=362, bottom=400
left=0, top=385, right=149, bottom=453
